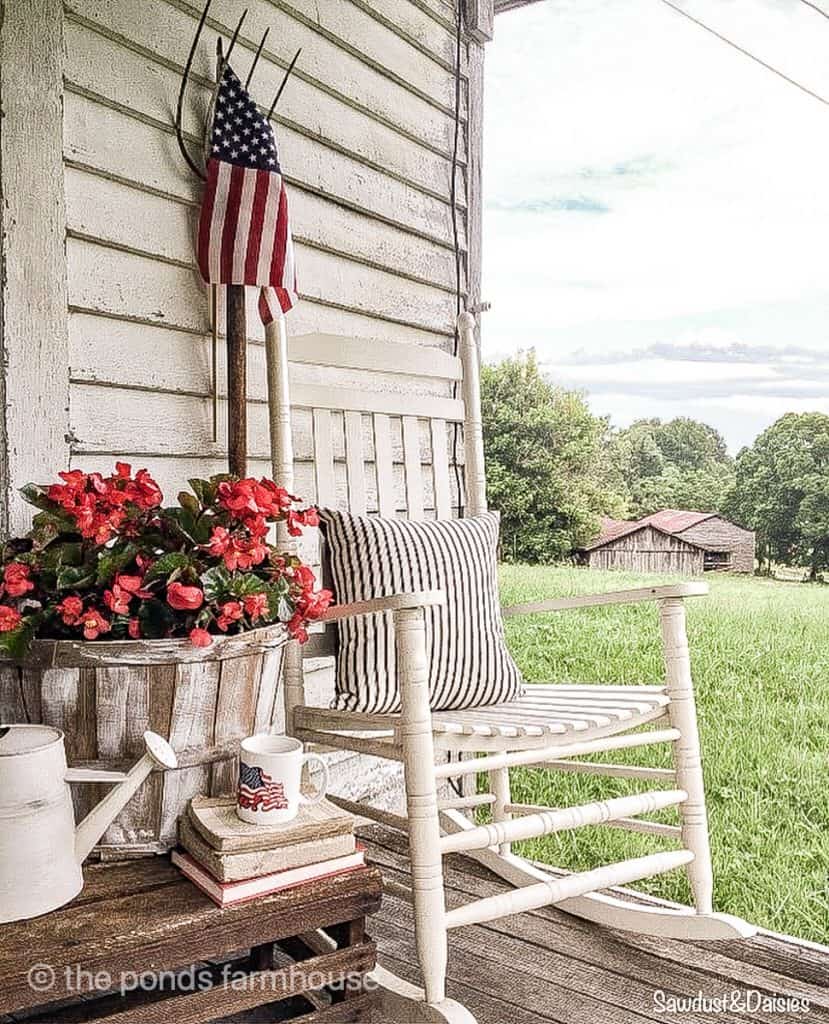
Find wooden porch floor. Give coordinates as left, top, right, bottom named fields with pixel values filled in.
left=361, top=826, right=829, bottom=1024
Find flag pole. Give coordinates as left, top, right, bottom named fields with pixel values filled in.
left=226, top=285, right=248, bottom=477
left=215, top=36, right=248, bottom=477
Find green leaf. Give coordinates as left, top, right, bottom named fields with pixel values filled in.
left=144, top=552, right=192, bottom=584
left=200, top=564, right=231, bottom=602
left=29, top=508, right=78, bottom=550
left=19, top=483, right=62, bottom=515
left=187, top=478, right=212, bottom=506
left=56, top=565, right=96, bottom=591
left=226, top=573, right=267, bottom=598
left=39, top=541, right=84, bottom=571
left=95, top=543, right=138, bottom=585
left=0, top=617, right=39, bottom=661
left=137, top=599, right=175, bottom=640
left=108, top=614, right=132, bottom=640
left=178, top=491, right=200, bottom=516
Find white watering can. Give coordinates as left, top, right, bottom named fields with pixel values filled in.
left=0, top=723, right=178, bottom=923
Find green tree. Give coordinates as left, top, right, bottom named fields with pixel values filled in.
left=481, top=352, right=626, bottom=562
left=608, top=417, right=734, bottom=518
left=725, top=412, right=829, bottom=576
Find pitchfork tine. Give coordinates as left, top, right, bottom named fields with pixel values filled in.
left=245, top=28, right=269, bottom=89
left=267, top=48, right=301, bottom=120
left=175, top=0, right=212, bottom=180
left=222, top=8, right=248, bottom=68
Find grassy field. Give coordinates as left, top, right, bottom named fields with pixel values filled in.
left=497, top=565, right=829, bottom=943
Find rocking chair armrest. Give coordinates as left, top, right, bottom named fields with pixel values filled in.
left=502, top=582, right=708, bottom=618
left=320, top=589, right=446, bottom=623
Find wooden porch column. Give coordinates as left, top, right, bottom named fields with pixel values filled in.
left=0, top=0, right=70, bottom=534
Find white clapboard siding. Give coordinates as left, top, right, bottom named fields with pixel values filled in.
left=65, top=162, right=462, bottom=293
left=262, top=0, right=466, bottom=113
left=64, top=90, right=466, bottom=253
left=66, top=236, right=454, bottom=336
left=368, top=0, right=458, bottom=62
left=63, top=18, right=467, bottom=207
left=65, top=0, right=461, bottom=157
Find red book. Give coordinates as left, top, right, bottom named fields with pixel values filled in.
left=172, top=845, right=365, bottom=908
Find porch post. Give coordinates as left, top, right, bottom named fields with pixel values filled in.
left=0, top=0, right=70, bottom=535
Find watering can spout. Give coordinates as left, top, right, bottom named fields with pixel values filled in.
left=74, top=732, right=178, bottom=863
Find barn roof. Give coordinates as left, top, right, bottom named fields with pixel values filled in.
left=584, top=509, right=717, bottom=550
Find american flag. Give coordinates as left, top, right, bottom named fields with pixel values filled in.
left=237, top=761, right=289, bottom=812
left=197, top=65, right=297, bottom=325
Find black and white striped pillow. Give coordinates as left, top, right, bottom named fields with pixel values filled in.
left=318, top=510, right=524, bottom=713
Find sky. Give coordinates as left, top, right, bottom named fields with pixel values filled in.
left=481, top=0, right=829, bottom=452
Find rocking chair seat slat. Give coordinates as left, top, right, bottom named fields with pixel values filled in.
left=295, top=684, right=670, bottom=744
left=430, top=685, right=669, bottom=739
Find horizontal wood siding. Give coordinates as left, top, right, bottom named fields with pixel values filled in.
left=62, top=0, right=471, bottom=511
left=587, top=526, right=705, bottom=576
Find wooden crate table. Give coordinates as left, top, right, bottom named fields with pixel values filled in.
left=0, top=856, right=382, bottom=1023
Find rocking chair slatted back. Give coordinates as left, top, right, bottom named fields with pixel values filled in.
left=264, top=313, right=486, bottom=729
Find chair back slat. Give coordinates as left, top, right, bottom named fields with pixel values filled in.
left=292, top=382, right=464, bottom=421
left=373, top=413, right=396, bottom=518
left=288, top=333, right=462, bottom=382
left=402, top=416, right=425, bottom=520
left=266, top=316, right=485, bottom=726
left=312, top=409, right=336, bottom=508
left=344, top=411, right=368, bottom=514
left=430, top=419, right=452, bottom=520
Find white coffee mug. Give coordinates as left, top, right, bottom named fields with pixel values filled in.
left=236, top=734, right=330, bottom=825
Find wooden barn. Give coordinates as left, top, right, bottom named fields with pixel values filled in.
left=581, top=510, right=756, bottom=575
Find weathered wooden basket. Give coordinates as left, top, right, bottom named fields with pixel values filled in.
left=0, top=625, right=288, bottom=858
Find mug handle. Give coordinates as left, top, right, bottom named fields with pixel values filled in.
left=299, top=753, right=330, bottom=805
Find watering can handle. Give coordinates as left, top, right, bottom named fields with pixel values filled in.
left=65, top=733, right=177, bottom=785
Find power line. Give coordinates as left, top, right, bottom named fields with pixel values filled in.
left=797, top=0, right=829, bottom=22
left=658, top=0, right=829, bottom=107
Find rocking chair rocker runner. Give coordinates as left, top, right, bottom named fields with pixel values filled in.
left=263, top=312, right=754, bottom=1023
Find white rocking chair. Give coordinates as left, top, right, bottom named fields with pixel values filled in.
left=264, top=313, right=754, bottom=1023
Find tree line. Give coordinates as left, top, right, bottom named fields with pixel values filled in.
left=481, top=352, right=829, bottom=576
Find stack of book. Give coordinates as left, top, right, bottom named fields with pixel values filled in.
left=173, top=795, right=363, bottom=907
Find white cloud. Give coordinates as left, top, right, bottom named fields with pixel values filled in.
left=482, top=0, right=829, bottom=447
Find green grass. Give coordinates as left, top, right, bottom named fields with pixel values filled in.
left=496, top=565, right=829, bottom=943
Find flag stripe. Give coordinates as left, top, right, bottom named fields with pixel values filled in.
left=231, top=168, right=257, bottom=282
left=256, top=173, right=282, bottom=284
left=207, top=160, right=232, bottom=283
left=245, top=170, right=271, bottom=283
left=197, top=159, right=218, bottom=281
left=220, top=164, right=245, bottom=282
left=269, top=183, right=289, bottom=284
